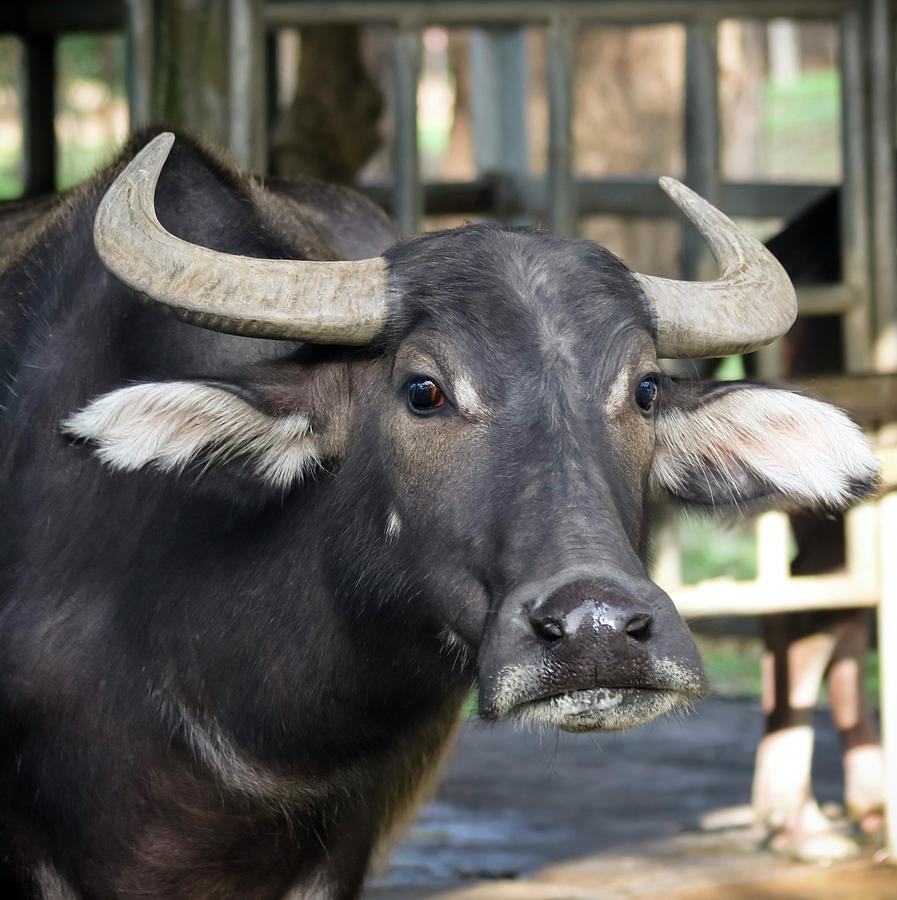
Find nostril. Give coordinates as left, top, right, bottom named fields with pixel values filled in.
left=625, top=613, right=652, bottom=641
left=529, top=614, right=565, bottom=642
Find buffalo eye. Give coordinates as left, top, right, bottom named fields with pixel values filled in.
left=406, top=378, right=445, bottom=414
left=635, top=376, right=658, bottom=414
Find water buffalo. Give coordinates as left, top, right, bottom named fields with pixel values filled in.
left=0, top=131, right=878, bottom=898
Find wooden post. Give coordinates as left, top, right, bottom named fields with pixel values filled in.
left=682, top=20, right=720, bottom=282
left=228, top=0, right=265, bottom=172
left=126, top=0, right=154, bottom=130
left=756, top=512, right=791, bottom=583
left=546, top=15, right=576, bottom=237
left=21, top=35, right=56, bottom=196
left=393, top=22, right=423, bottom=237
left=470, top=26, right=529, bottom=219
left=839, top=6, right=873, bottom=373
left=879, top=487, right=897, bottom=862
left=869, top=0, right=897, bottom=372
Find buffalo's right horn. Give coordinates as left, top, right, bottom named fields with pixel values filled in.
left=93, top=132, right=388, bottom=344
left=634, top=177, right=797, bottom=359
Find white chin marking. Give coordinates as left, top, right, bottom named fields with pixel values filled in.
left=512, top=688, right=683, bottom=733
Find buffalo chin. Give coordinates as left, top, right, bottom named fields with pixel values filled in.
left=509, top=687, right=688, bottom=733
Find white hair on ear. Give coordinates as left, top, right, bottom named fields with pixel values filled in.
left=62, top=381, right=319, bottom=489
left=651, top=388, right=880, bottom=510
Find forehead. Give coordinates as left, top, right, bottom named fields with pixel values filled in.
left=385, top=224, right=655, bottom=368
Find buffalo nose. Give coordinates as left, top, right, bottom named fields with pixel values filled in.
left=527, top=579, right=654, bottom=644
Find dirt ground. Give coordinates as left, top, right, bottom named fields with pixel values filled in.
left=363, top=697, right=897, bottom=899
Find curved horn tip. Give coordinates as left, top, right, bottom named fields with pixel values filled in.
left=657, top=175, right=700, bottom=206
left=135, top=131, right=176, bottom=167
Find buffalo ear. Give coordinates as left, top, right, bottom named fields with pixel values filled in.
left=650, top=380, right=880, bottom=514
left=62, top=378, right=330, bottom=491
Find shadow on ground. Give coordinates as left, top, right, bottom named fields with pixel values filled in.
left=363, top=697, right=896, bottom=899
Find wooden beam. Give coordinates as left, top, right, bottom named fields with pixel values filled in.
left=0, top=2, right=125, bottom=35
left=672, top=573, right=878, bottom=619
left=266, top=1, right=860, bottom=28
left=357, top=175, right=833, bottom=220
left=789, top=373, right=897, bottom=425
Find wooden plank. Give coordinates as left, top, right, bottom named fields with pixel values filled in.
left=357, top=176, right=833, bottom=220
left=0, top=2, right=125, bottom=35
left=671, top=573, right=879, bottom=618
left=266, top=1, right=858, bottom=28
left=788, top=373, right=897, bottom=424
left=795, top=284, right=863, bottom=316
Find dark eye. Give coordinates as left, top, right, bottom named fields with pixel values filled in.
left=635, top=376, right=658, bottom=413
left=406, top=378, right=445, bottom=414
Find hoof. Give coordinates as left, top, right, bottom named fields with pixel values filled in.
left=767, top=827, right=861, bottom=864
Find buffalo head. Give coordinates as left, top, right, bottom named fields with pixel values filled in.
left=65, top=134, right=879, bottom=735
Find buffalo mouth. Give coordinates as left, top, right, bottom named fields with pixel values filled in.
left=509, top=686, right=691, bottom=733
left=478, top=659, right=707, bottom=734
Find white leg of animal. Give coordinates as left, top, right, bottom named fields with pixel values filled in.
left=752, top=628, right=859, bottom=862
left=827, top=614, right=885, bottom=831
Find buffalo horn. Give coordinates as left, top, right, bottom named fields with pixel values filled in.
left=93, top=132, right=388, bottom=344
left=635, top=177, right=797, bottom=358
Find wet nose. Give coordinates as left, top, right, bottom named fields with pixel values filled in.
left=527, top=578, right=654, bottom=644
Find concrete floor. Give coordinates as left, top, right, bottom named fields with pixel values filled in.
left=363, top=697, right=897, bottom=899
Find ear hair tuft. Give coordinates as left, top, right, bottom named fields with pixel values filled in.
left=651, top=386, right=880, bottom=513
left=63, top=381, right=320, bottom=490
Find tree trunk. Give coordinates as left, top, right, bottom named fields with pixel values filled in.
left=270, top=25, right=383, bottom=183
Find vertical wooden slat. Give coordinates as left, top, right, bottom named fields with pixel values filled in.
left=265, top=27, right=279, bottom=135
left=22, top=35, right=56, bottom=196
left=546, top=16, right=575, bottom=237
left=879, top=488, right=897, bottom=863
left=681, top=21, right=720, bottom=282
left=393, top=22, right=423, bottom=237
left=756, top=512, right=791, bottom=582
left=865, top=0, right=897, bottom=864
left=869, top=0, right=897, bottom=372
left=470, top=25, right=529, bottom=220
left=229, top=0, right=266, bottom=172
left=126, top=0, right=154, bottom=130
left=839, top=7, right=873, bottom=374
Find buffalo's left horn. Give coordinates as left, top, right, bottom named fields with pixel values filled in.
left=634, top=177, right=797, bottom=358
left=93, top=132, right=388, bottom=344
